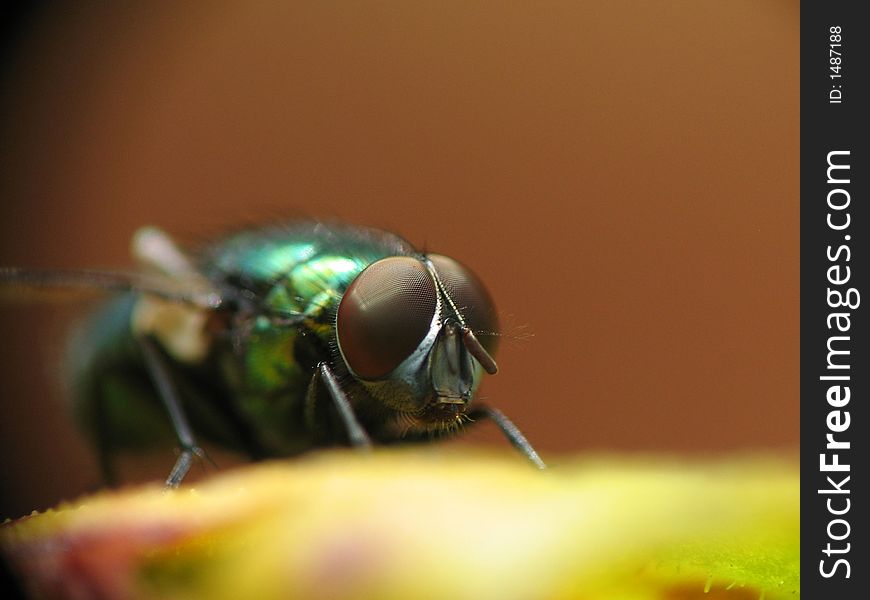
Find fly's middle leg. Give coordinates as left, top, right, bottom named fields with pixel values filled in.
left=138, top=335, right=212, bottom=487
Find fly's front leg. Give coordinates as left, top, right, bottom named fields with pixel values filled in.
left=138, top=335, right=211, bottom=487
left=306, top=362, right=372, bottom=448
left=467, top=405, right=546, bottom=470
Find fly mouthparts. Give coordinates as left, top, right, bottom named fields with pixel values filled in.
left=461, top=327, right=498, bottom=375
left=435, top=395, right=466, bottom=405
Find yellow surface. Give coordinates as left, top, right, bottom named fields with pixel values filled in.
left=1, top=450, right=799, bottom=599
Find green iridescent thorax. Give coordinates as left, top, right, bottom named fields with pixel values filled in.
left=200, top=224, right=414, bottom=452
left=240, top=253, right=373, bottom=393
left=205, top=226, right=409, bottom=319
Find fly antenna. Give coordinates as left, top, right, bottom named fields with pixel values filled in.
left=461, top=326, right=498, bottom=375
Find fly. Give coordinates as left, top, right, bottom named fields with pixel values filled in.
left=1, top=221, right=545, bottom=487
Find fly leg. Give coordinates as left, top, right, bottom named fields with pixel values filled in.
left=138, top=335, right=211, bottom=487
left=467, top=405, right=546, bottom=469
left=93, top=394, right=119, bottom=486
left=306, top=362, right=372, bottom=448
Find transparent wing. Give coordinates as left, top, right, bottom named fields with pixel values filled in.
left=0, top=267, right=223, bottom=308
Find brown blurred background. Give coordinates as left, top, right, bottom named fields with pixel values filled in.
left=0, top=1, right=798, bottom=518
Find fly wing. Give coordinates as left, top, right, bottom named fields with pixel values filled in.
left=0, top=267, right=223, bottom=308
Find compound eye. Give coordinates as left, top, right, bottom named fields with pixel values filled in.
left=337, top=257, right=437, bottom=379
left=427, top=254, right=500, bottom=356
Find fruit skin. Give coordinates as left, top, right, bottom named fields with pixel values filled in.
left=0, top=451, right=800, bottom=600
